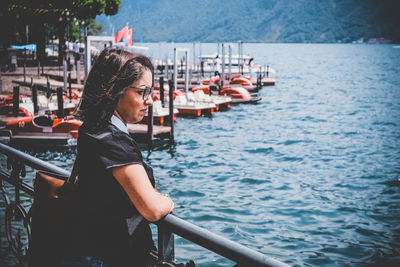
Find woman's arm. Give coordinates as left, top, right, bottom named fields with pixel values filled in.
left=113, top=164, right=174, bottom=222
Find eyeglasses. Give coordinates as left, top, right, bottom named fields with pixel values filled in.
left=127, top=86, right=153, bottom=100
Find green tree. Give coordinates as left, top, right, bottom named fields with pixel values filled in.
left=68, top=18, right=104, bottom=42
left=3, top=0, right=121, bottom=62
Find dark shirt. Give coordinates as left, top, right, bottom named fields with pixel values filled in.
left=66, top=123, right=155, bottom=267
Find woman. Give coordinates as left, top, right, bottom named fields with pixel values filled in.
left=61, top=48, right=174, bottom=267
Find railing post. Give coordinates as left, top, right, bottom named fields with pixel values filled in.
left=10, top=160, right=24, bottom=205
left=158, top=224, right=175, bottom=264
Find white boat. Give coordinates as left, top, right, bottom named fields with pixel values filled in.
left=170, top=91, right=216, bottom=117
left=198, top=54, right=276, bottom=77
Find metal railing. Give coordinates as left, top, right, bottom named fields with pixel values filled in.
left=0, top=142, right=290, bottom=267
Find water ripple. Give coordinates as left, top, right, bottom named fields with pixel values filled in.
left=2, top=44, right=400, bottom=266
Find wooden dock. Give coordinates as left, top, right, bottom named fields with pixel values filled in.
left=261, top=77, right=275, bottom=86
left=127, top=123, right=172, bottom=144
left=12, top=78, right=84, bottom=90
left=127, top=123, right=171, bottom=137
left=174, top=105, right=215, bottom=117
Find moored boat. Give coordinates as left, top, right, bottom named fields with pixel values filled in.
left=191, top=86, right=232, bottom=111
left=172, top=91, right=216, bottom=117
left=1, top=112, right=81, bottom=147
left=142, top=100, right=178, bottom=125
left=221, top=86, right=261, bottom=104
left=228, top=75, right=258, bottom=92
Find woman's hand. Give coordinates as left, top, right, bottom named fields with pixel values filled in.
left=161, top=193, right=175, bottom=214
left=113, top=164, right=175, bottom=222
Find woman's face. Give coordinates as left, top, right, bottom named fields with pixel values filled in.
left=115, top=69, right=153, bottom=124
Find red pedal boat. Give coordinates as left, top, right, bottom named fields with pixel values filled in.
left=221, top=86, right=261, bottom=104
left=1, top=112, right=81, bottom=147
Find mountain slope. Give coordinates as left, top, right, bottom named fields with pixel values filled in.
left=97, top=0, right=400, bottom=43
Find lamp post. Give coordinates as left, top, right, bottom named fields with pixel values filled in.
left=81, top=20, right=86, bottom=41
left=82, top=20, right=88, bottom=81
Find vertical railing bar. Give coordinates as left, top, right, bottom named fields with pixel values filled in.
left=157, top=224, right=175, bottom=264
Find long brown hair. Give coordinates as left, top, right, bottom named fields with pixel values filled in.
left=75, top=47, right=154, bottom=131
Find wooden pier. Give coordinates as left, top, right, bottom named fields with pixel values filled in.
left=12, top=77, right=84, bottom=90
left=127, top=123, right=171, bottom=137
left=8, top=132, right=77, bottom=147
left=127, top=123, right=171, bottom=144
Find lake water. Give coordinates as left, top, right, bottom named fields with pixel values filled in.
left=1, top=43, right=400, bottom=266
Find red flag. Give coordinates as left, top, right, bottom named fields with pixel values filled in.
left=115, top=26, right=129, bottom=43
left=127, top=28, right=133, bottom=46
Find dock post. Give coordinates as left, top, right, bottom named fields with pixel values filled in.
left=56, top=87, right=64, bottom=118
left=76, top=57, right=81, bottom=84
left=68, top=72, right=72, bottom=100
left=173, top=48, right=177, bottom=97
left=63, top=59, right=67, bottom=91
left=160, top=76, right=164, bottom=107
left=237, top=41, right=241, bottom=74
left=32, top=84, right=39, bottom=114
left=147, top=105, right=153, bottom=151
left=221, top=44, right=225, bottom=88
left=165, top=55, right=169, bottom=80
left=180, top=59, right=183, bottom=77
left=168, top=79, right=174, bottom=143
left=267, top=65, right=269, bottom=78
left=192, top=42, right=196, bottom=74
left=241, top=41, right=244, bottom=75
left=185, top=50, right=189, bottom=94
left=46, top=76, right=51, bottom=98
left=37, top=60, right=40, bottom=78
left=199, top=42, right=203, bottom=76
left=147, top=70, right=155, bottom=150
left=189, top=68, right=192, bottom=90
left=13, top=86, right=20, bottom=116
left=23, top=48, right=27, bottom=83
left=228, top=45, right=232, bottom=81
left=23, top=61, right=26, bottom=83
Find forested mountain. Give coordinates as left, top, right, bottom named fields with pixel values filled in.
left=96, top=0, right=400, bottom=43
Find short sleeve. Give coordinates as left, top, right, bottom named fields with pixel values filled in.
left=96, top=131, right=143, bottom=169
